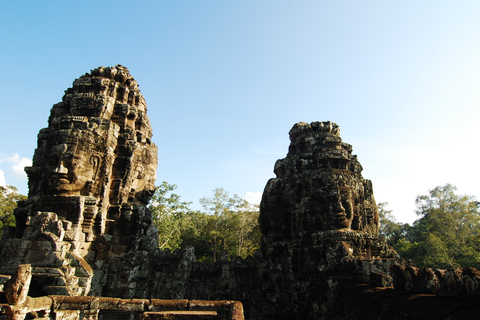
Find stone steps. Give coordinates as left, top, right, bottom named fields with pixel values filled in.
left=32, top=254, right=92, bottom=296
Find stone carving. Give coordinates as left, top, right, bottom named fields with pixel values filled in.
left=0, top=65, right=158, bottom=296
left=3, top=66, right=479, bottom=319
left=2, top=264, right=53, bottom=320
left=260, top=121, right=379, bottom=240
left=391, top=265, right=480, bottom=298
left=4, top=264, right=32, bottom=305
left=1, top=264, right=245, bottom=320
left=259, top=121, right=385, bottom=255
left=26, top=65, right=157, bottom=204
left=258, top=121, right=399, bottom=319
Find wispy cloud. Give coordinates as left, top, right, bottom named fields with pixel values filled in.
left=0, top=153, right=32, bottom=181
left=245, top=191, right=262, bottom=205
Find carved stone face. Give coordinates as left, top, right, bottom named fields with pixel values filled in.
left=129, top=148, right=157, bottom=204
left=329, top=187, right=354, bottom=230
left=47, top=143, right=100, bottom=196
left=129, top=165, right=154, bottom=204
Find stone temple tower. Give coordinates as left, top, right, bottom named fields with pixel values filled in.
left=0, top=65, right=159, bottom=296
left=1, top=67, right=478, bottom=319
left=258, top=121, right=398, bottom=319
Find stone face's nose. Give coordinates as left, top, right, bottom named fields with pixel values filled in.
left=333, top=201, right=345, bottom=213
left=54, top=162, right=68, bottom=174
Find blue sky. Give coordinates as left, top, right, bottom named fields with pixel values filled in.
left=1, top=1, right=479, bottom=223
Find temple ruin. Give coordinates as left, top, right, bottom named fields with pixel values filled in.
left=1, top=66, right=480, bottom=319
left=0, top=65, right=159, bottom=299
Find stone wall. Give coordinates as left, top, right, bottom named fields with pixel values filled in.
left=2, top=66, right=480, bottom=320
left=392, top=265, right=480, bottom=298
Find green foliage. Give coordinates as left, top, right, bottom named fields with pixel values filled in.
left=380, top=184, right=480, bottom=269
left=393, top=238, right=418, bottom=261
left=411, top=184, right=480, bottom=268
left=149, top=183, right=261, bottom=262
left=149, top=181, right=194, bottom=250
left=414, top=233, right=457, bottom=269
left=378, top=202, right=411, bottom=246
left=0, top=185, right=27, bottom=237
left=196, top=188, right=261, bottom=262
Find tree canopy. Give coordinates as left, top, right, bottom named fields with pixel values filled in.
left=380, top=184, right=480, bottom=269
left=0, top=185, right=27, bottom=237
left=149, top=183, right=261, bottom=262
left=149, top=181, right=194, bottom=250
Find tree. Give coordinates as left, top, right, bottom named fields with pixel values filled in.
left=148, top=184, right=261, bottom=261
left=149, top=181, right=194, bottom=250
left=232, top=205, right=261, bottom=258
left=414, top=233, right=457, bottom=269
left=411, top=184, right=480, bottom=268
left=378, top=202, right=411, bottom=246
left=392, top=184, right=480, bottom=269
left=198, top=188, right=261, bottom=261
left=0, top=185, right=27, bottom=237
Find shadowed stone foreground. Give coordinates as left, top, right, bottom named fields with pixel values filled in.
left=1, top=264, right=243, bottom=320
left=1, top=66, right=480, bottom=319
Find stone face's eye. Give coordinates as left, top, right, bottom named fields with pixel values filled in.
left=63, top=153, right=74, bottom=160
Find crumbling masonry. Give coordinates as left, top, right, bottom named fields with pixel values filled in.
left=1, top=66, right=480, bottom=320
